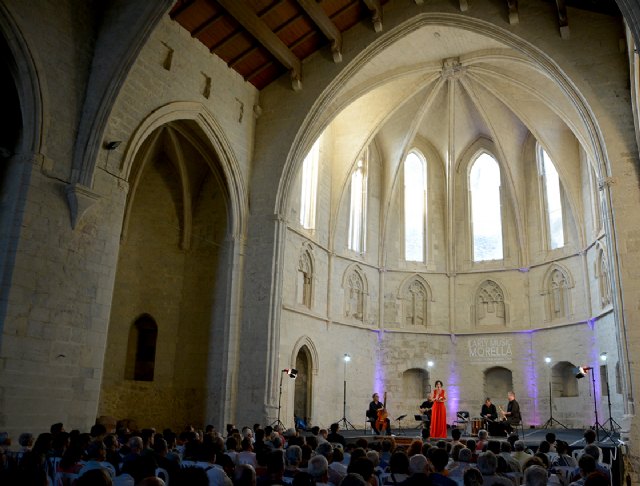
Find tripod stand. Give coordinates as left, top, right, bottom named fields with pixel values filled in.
left=601, top=362, right=622, bottom=442
left=586, top=366, right=610, bottom=443
left=542, top=377, right=567, bottom=429
left=270, top=370, right=287, bottom=429
left=336, top=356, right=355, bottom=430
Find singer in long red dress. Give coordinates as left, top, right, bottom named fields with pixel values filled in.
left=429, top=380, right=447, bottom=438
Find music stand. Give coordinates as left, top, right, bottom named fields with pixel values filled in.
left=395, top=414, right=407, bottom=434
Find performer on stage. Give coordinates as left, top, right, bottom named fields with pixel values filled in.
left=419, top=395, right=433, bottom=439
left=429, top=380, right=447, bottom=439
left=481, top=397, right=500, bottom=436
left=368, top=393, right=391, bottom=435
left=498, top=391, right=521, bottom=436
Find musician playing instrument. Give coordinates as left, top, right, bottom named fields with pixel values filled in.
left=368, top=392, right=391, bottom=435
left=419, top=396, right=434, bottom=439
left=497, top=391, right=521, bottom=436
left=481, top=397, right=500, bottom=436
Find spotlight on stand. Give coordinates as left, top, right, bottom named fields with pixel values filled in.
left=600, top=352, right=607, bottom=362
left=575, top=366, right=592, bottom=379
left=283, top=368, right=298, bottom=379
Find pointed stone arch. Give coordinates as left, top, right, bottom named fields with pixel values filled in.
left=291, top=335, right=319, bottom=376
left=595, top=241, right=612, bottom=308
left=121, top=101, right=248, bottom=239
left=297, top=243, right=315, bottom=309
left=342, top=264, right=368, bottom=323
left=398, top=274, right=432, bottom=328
left=472, top=279, right=508, bottom=327
left=541, top=263, right=574, bottom=321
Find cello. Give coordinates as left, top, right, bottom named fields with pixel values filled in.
left=376, top=391, right=388, bottom=433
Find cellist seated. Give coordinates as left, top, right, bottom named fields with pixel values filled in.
left=368, top=392, right=391, bottom=435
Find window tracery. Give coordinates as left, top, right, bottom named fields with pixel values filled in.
left=542, top=264, right=573, bottom=321
left=344, top=267, right=366, bottom=322
left=475, top=280, right=506, bottom=326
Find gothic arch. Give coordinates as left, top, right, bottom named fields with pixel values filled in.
left=397, top=274, right=433, bottom=328
left=472, top=279, right=509, bottom=328
left=483, top=366, right=513, bottom=402
left=121, top=101, right=248, bottom=239
left=540, top=263, right=574, bottom=321
left=290, top=336, right=319, bottom=375
left=595, top=241, right=612, bottom=308
left=297, top=243, right=315, bottom=309
left=342, top=264, right=368, bottom=322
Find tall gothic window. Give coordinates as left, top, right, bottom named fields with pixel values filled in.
left=470, top=153, right=503, bottom=261
left=404, top=151, right=427, bottom=262
left=348, top=156, right=367, bottom=253
left=538, top=146, right=565, bottom=249
left=300, top=139, right=320, bottom=229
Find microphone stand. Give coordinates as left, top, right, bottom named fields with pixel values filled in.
left=270, top=370, right=286, bottom=429
left=542, top=371, right=567, bottom=429
left=587, top=367, right=610, bottom=443
left=336, top=359, right=355, bottom=430
left=601, top=362, right=621, bottom=443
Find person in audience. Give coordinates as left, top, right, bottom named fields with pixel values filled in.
left=379, top=440, right=394, bottom=471
left=498, top=442, right=521, bottom=473
left=450, top=429, right=463, bottom=447
left=475, top=451, right=512, bottom=486
left=427, top=448, right=456, bottom=486
left=339, top=473, right=366, bottom=486
left=569, top=455, right=597, bottom=486
left=552, top=440, right=577, bottom=468
left=307, top=455, right=332, bottom=486
left=327, top=424, right=346, bottom=447
left=78, top=440, right=116, bottom=479
left=545, top=433, right=557, bottom=453
left=512, top=440, right=532, bottom=467
left=367, top=450, right=384, bottom=486
left=347, top=457, right=375, bottom=486
left=257, top=449, right=286, bottom=486
left=238, top=438, right=258, bottom=467
left=570, top=445, right=609, bottom=482
left=226, top=436, right=240, bottom=464
left=153, top=437, right=180, bottom=483
left=575, top=431, right=603, bottom=463
left=383, top=452, right=410, bottom=485
left=177, top=465, right=210, bottom=486
left=583, top=471, right=610, bottom=486
left=407, top=440, right=423, bottom=457
left=285, top=445, right=302, bottom=479
left=475, top=430, right=488, bottom=452
left=235, top=464, right=257, bottom=486
left=331, top=448, right=348, bottom=484
left=462, top=468, right=483, bottom=486
left=76, top=468, right=114, bottom=486
left=447, top=448, right=475, bottom=486
left=523, top=465, right=548, bottom=486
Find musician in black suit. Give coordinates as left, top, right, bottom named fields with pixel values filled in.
left=480, top=397, right=499, bottom=436
left=498, top=391, right=521, bottom=436
left=368, top=393, right=391, bottom=435
left=419, top=397, right=434, bottom=439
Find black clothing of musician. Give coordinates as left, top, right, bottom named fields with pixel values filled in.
left=502, top=392, right=521, bottom=435
left=481, top=400, right=497, bottom=421
left=419, top=399, right=433, bottom=439
left=367, top=393, right=391, bottom=435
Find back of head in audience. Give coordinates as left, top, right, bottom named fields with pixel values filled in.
left=524, top=465, right=548, bottom=486
left=75, top=469, right=113, bottom=486
left=463, top=467, right=484, bottom=486
left=476, top=451, right=498, bottom=475
left=235, top=464, right=257, bottom=486
left=308, top=455, right=329, bottom=481
left=338, top=473, right=367, bottom=486
left=408, top=454, right=428, bottom=475
left=458, top=448, right=473, bottom=463
left=579, top=454, right=597, bottom=477
left=451, top=429, right=461, bottom=441
left=429, top=448, right=449, bottom=473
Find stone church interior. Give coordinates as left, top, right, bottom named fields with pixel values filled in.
left=1, top=0, right=640, bottom=483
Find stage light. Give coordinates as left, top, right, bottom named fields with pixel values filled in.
left=282, top=368, right=298, bottom=379
left=575, top=366, right=592, bottom=379
left=343, top=354, right=351, bottom=363
left=600, top=352, right=607, bottom=362
left=545, top=357, right=551, bottom=364
left=427, top=360, right=434, bottom=368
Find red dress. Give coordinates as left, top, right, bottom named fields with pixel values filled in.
left=430, top=388, right=447, bottom=438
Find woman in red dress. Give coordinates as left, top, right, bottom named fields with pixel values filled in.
left=429, top=380, right=447, bottom=438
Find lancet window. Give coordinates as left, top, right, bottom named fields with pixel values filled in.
left=297, top=249, right=313, bottom=308
left=470, top=153, right=503, bottom=261
left=538, top=145, right=565, bottom=249
left=300, top=139, right=320, bottom=229
left=348, top=156, right=367, bottom=253
left=404, top=151, right=427, bottom=262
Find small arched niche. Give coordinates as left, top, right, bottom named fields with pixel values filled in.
left=126, top=314, right=158, bottom=382
left=551, top=361, right=579, bottom=397
left=402, top=368, right=430, bottom=401
left=483, top=366, right=513, bottom=406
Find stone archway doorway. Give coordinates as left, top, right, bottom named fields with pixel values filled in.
left=294, top=345, right=313, bottom=428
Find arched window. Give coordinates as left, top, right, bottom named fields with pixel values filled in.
left=344, top=267, right=366, bottom=322
left=300, top=139, right=320, bottom=229
left=128, top=314, right=158, bottom=382
left=538, top=146, right=565, bottom=249
left=470, top=153, right=503, bottom=261
left=404, top=151, right=427, bottom=262
left=348, top=156, right=367, bottom=253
